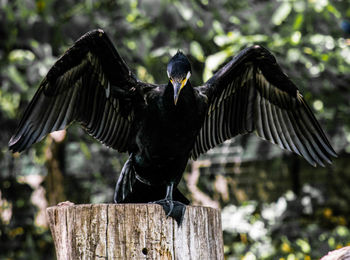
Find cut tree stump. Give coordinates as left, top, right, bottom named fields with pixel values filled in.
left=321, top=246, right=350, bottom=260
left=46, top=203, right=224, bottom=259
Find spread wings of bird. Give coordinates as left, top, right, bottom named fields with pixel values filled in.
left=192, top=45, right=337, bottom=166
left=9, top=29, right=336, bottom=167
left=9, top=29, right=146, bottom=153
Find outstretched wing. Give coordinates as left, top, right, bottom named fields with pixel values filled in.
left=9, top=29, right=142, bottom=153
left=192, top=45, right=336, bottom=166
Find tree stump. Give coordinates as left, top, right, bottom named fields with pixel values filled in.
left=46, top=203, right=224, bottom=259
left=321, top=246, right=350, bottom=260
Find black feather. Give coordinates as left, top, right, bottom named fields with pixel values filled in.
left=192, top=45, right=336, bottom=166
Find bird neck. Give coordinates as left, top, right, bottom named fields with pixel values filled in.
left=180, top=80, right=191, bottom=92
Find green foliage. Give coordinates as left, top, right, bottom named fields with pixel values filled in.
left=222, top=187, right=350, bottom=259
left=0, top=0, right=349, bottom=259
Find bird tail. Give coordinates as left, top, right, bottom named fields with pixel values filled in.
left=114, top=155, right=136, bottom=203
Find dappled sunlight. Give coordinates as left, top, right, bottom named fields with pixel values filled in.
left=0, top=0, right=349, bottom=258
left=0, top=190, right=12, bottom=225
left=49, top=130, right=66, bottom=143
left=18, top=175, right=48, bottom=228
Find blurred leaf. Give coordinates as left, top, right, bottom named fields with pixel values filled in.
left=0, top=90, right=20, bottom=118
left=229, top=16, right=240, bottom=25
left=137, top=65, right=155, bottom=83
left=272, top=2, right=292, bottom=26
left=6, top=65, right=29, bottom=91
left=174, top=2, right=193, bottom=21
left=79, top=142, right=91, bottom=160
left=290, top=31, right=301, bottom=45
left=213, top=20, right=225, bottom=35
left=203, top=50, right=230, bottom=81
left=8, top=50, right=35, bottom=65
left=293, top=14, right=304, bottom=30
left=190, top=41, right=205, bottom=62
left=296, top=239, right=311, bottom=253
left=326, top=4, right=341, bottom=18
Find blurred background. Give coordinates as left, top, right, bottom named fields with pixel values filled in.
left=1, top=0, right=350, bottom=259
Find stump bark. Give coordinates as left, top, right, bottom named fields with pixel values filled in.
left=46, top=203, right=224, bottom=259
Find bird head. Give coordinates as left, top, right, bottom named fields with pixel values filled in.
left=167, top=51, right=192, bottom=105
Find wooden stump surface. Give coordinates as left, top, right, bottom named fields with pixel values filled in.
left=321, top=246, right=350, bottom=260
left=46, top=203, right=224, bottom=260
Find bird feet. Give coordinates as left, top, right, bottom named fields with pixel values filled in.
left=150, top=199, right=186, bottom=225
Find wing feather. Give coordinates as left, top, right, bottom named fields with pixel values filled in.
left=9, top=29, right=143, bottom=153
left=192, top=45, right=336, bottom=166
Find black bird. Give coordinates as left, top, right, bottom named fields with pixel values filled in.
left=9, top=29, right=337, bottom=224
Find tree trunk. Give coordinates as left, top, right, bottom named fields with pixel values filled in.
left=46, top=203, right=224, bottom=259
left=45, top=131, right=67, bottom=206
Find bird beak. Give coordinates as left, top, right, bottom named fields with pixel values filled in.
left=173, top=81, right=182, bottom=105
left=171, top=71, right=191, bottom=105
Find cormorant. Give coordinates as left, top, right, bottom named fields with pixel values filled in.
left=9, top=29, right=337, bottom=224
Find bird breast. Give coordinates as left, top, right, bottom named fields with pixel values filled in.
left=132, top=87, right=203, bottom=181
